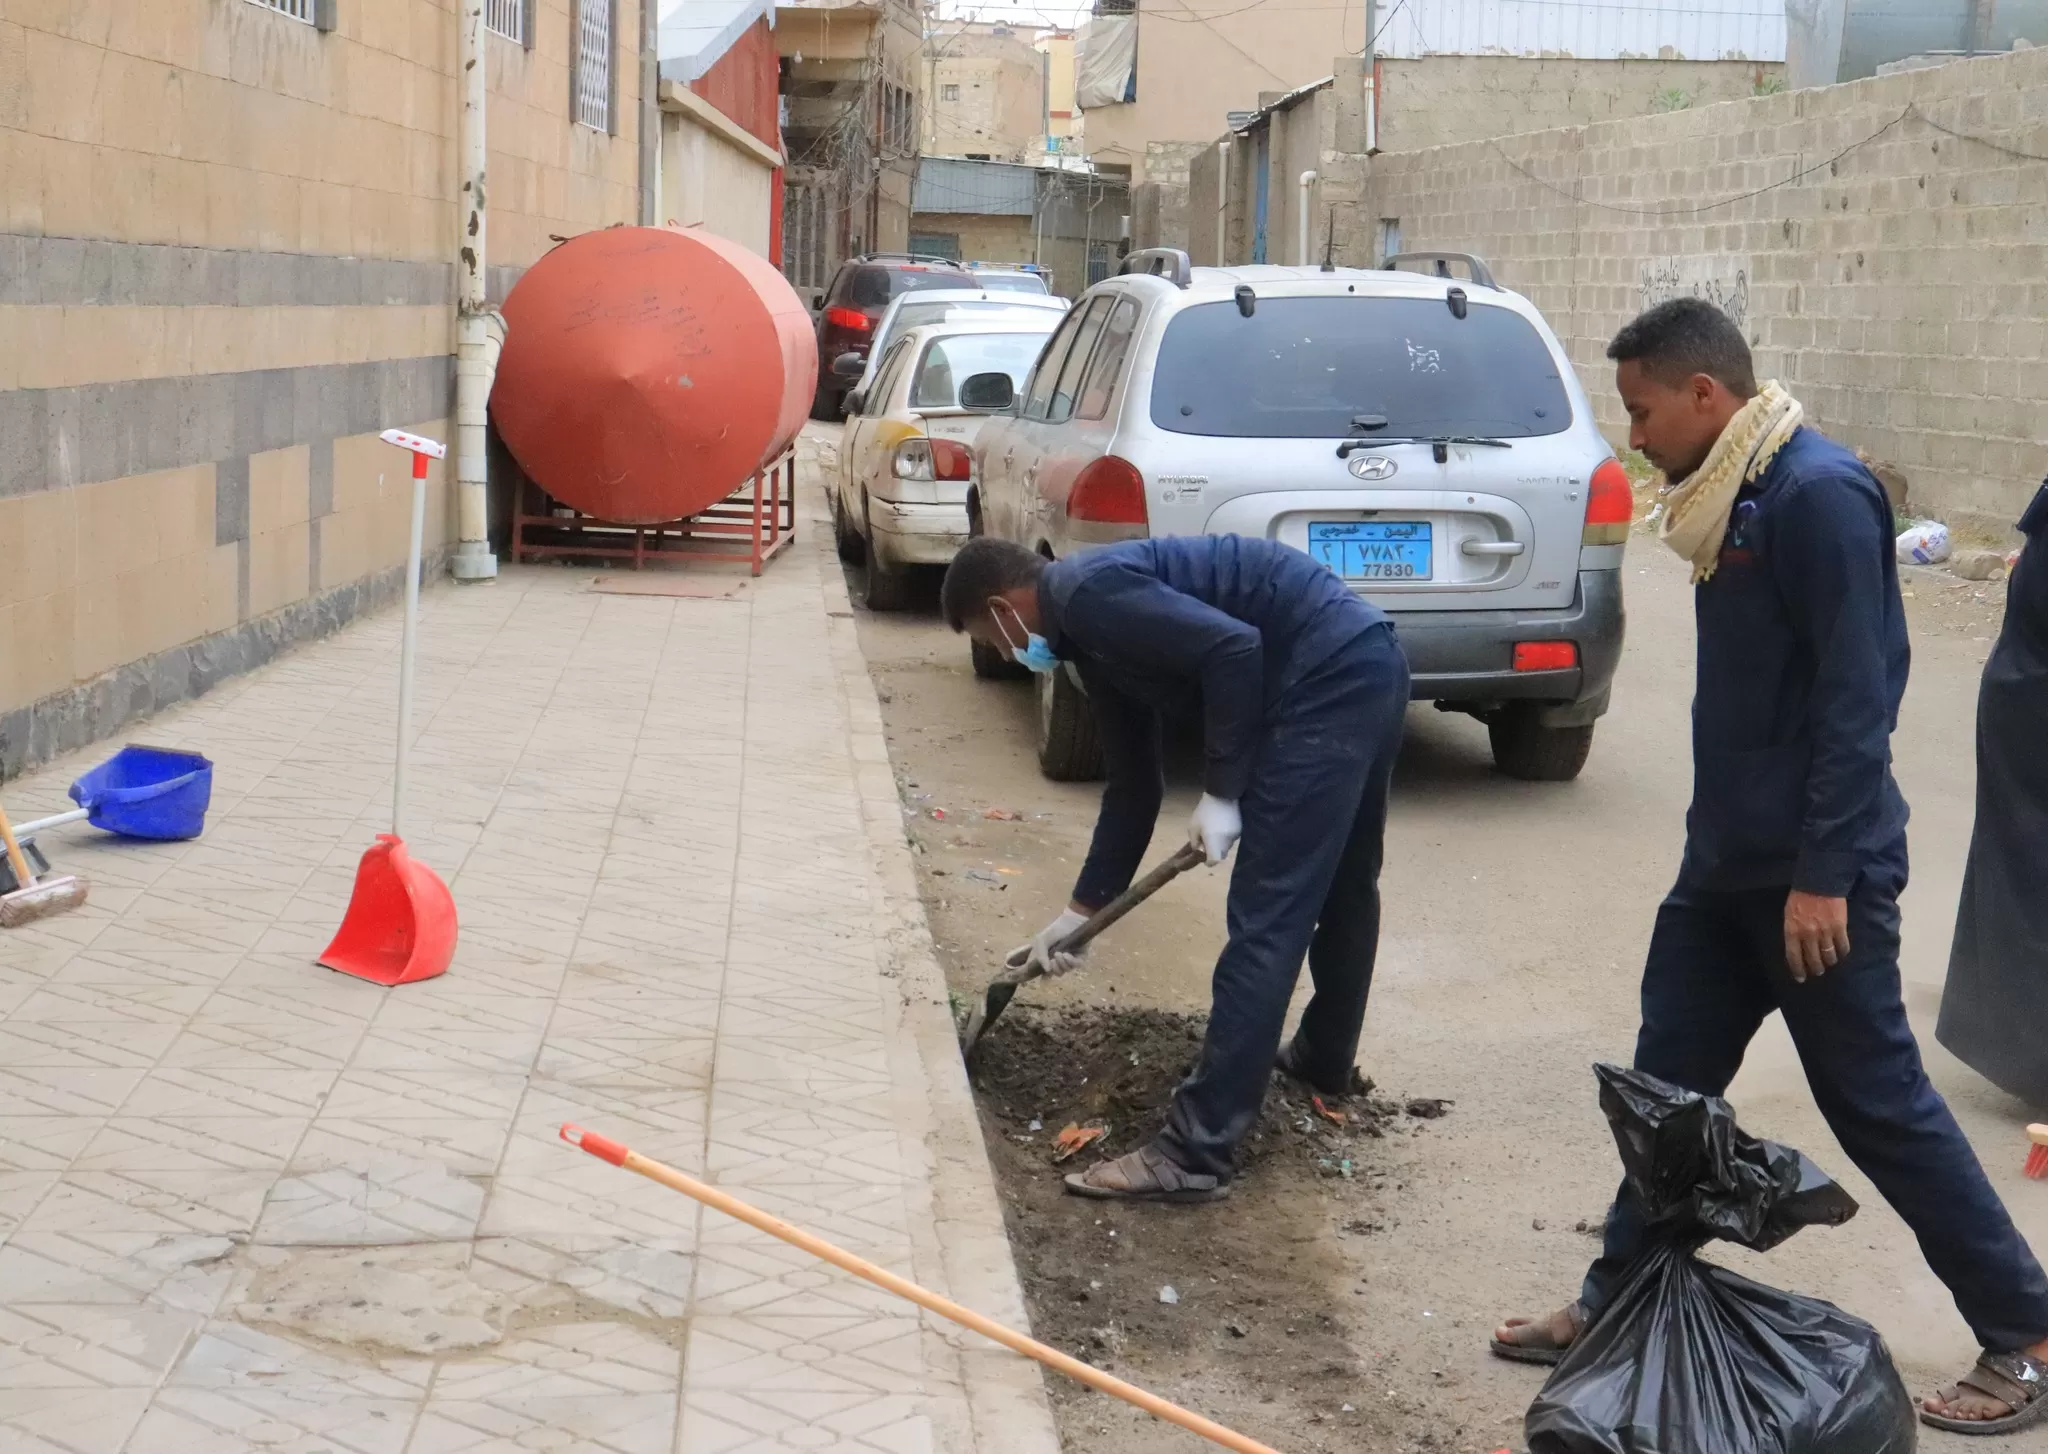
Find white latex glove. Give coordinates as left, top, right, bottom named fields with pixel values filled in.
left=1005, top=907, right=1090, bottom=978
left=1187, top=793, right=1243, bottom=867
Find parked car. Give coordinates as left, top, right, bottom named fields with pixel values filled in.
left=829, top=288, right=1069, bottom=407
left=809, top=254, right=975, bottom=420
left=833, top=320, right=1061, bottom=610
left=965, top=248, right=1631, bottom=783
left=965, top=263, right=1054, bottom=295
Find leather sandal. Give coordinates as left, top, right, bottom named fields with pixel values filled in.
left=1063, top=1145, right=1229, bottom=1204
left=1922, top=1351, right=2048, bottom=1435
left=1489, top=1301, right=1586, bottom=1366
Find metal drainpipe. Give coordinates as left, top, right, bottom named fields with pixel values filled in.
left=1215, top=138, right=1230, bottom=264
left=452, top=0, right=501, bottom=581
left=1297, top=169, right=1317, bottom=267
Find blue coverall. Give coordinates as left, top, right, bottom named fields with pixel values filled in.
left=1039, top=535, right=1410, bottom=1180
left=1580, top=426, right=2048, bottom=1353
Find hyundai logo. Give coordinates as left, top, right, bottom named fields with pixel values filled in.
left=1348, top=454, right=1399, bottom=481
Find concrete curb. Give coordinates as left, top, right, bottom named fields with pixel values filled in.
left=807, top=469, right=1065, bottom=1454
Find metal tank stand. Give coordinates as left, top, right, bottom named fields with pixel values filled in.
left=511, top=449, right=797, bottom=575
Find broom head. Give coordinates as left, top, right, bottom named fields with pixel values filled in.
left=0, top=874, right=87, bottom=928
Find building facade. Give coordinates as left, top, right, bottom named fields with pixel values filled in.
left=0, top=0, right=646, bottom=776
left=921, top=19, right=1044, bottom=164
left=656, top=0, right=784, bottom=257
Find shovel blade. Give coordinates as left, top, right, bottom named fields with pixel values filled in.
left=959, top=979, right=1023, bottom=1062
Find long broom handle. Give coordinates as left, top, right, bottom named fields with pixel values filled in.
left=393, top=455, right=428, bottom=840
left=561, top=1124, right=1286, bottom=1454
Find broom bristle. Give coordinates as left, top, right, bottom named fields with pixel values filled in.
left=0, top=875, right=87, bottom=928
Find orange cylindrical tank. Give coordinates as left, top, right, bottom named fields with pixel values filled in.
left=491, top=226, right=817, bottom=525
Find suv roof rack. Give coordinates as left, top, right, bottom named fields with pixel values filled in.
left=1119, top=248, right=1192, bottom=288
left=857, top=252, right=968, bottom=266
left=1382, top=251, right=1497, bottom=290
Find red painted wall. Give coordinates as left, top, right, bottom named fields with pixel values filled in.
left=691, top=17, right=782, bottom=154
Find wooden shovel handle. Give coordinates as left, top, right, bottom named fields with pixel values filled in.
left=1054, top=842, right=1206, bottom=955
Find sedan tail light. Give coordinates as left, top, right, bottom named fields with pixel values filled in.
left=1582, top=458, right=1634, bottom=546
left=929, top=439, right=973, bottom=481
left=824, top=306, right=873, bottom=333
left=1068, top=456, right=1148, bottom=525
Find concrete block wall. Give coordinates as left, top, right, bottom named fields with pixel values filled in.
left=1345, top=45, right=2048, bottom=531
left=0, top=0, right=643, bottom=777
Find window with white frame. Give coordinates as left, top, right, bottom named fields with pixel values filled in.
left=486, top=0, right=526, bottom=43
left=574, top=0, right=614, bottom=132
left=246, top=0, right=316, bottom=22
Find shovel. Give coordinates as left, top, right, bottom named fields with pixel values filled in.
left=959, top=842, right=1204, bottom=1060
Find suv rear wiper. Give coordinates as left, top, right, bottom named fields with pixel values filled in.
left=1334, top=434, right=1513, bottom=461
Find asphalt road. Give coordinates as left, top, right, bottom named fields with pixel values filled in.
left=815, top=423, right=2043, bottom=1447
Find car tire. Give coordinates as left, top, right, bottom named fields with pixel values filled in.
left=971, top=638, right=1028, bottom=681
left=1488, top=704, right=1595, bottom=782
left=1037, top=665, right=1104, bottom=781
left=830, top=489, right=864, bottom=564
left=862, top=504, right=913, bottom=612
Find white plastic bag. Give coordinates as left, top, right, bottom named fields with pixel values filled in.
left=1896, top=521, right=1950, bottom=565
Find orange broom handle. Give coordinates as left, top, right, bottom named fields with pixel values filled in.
left=561, top=1124, right=1286, bottom=1454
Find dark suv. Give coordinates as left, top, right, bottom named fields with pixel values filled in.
left=810, top=254, right=974, bottom=419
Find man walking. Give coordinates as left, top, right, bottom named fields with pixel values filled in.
left=1491, top=298, right=2048, bottom=1433
left=941, top=533, right=1409, bottom=1201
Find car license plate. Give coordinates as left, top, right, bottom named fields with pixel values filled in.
left=1308, top=521, right=1432, bottom=581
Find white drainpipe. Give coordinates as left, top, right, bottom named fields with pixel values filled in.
left=1215, top=138, right=1231, bottom=265
left=1297, top=169, right=1317, bottom=267
left=452, top=0, right=500, bottom=581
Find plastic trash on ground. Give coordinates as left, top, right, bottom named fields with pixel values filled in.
left=1525, top=1065, right=1916, bottom=1454
left=1897, top=520, right=1951, bottom=565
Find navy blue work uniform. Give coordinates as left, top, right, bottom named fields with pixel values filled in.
left=1039, top=535, right=1410, bottom=1180
left=1580, top=427, right=2048, bottom=1354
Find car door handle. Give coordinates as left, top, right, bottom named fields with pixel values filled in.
left=1460, top=540, right=1526, bottom=557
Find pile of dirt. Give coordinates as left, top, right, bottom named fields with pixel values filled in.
left=970, top=1005, right=1452, bottom=1451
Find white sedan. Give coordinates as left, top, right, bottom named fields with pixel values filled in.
left=832, top=320, right=1058, bottom=610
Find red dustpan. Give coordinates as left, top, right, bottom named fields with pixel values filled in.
left=320, top=432, right=459, bottom=986
left=320, top=834, right=456, bottom=985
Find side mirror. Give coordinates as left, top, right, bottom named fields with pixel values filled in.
left=844, top=391, right=867, bottom=416
left=831, top=351, right=866, bottom=381
left=959, top=371, right=1016, bottom=412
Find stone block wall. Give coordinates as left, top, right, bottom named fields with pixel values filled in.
left=1344, top=46, right=2048, bottom=530
left=0, top=0, right=643, bottom=775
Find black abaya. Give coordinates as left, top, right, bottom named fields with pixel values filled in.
left=1938, top=480, right=2048, bottom=1103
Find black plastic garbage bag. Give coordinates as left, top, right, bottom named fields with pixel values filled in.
left=1525, top=1065, right=1916, bottom=1454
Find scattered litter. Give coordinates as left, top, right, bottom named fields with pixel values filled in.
left=1226, top=1321, right=1248, bottom=1338
left=1027, top=1118, right=1043, bottom=1132
left=1052, top=1122, right=1109, bottom=1162
left=929, top=807, right=948, bottom=820
left=1342, top=1403, right=1356, bottom=1413
left=1896, top=520, right=1950, bottom=564
left=1317, top=1156, right=1355, bottom=1178
left=983, top=807, right=1022, bottom=821
left=963, top=868, right=1004, bottom=884
left=1158, top=1286, right=1180, bottom=1305
left=1311, top=1094, right=1346, bottom=1126
left=996, top=865, right=1023, bottom=876
left=1405, top=1097, right=1452, bottom=1119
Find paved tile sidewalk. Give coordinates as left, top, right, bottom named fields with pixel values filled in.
left=0, top=465, right=1059, bottom=1453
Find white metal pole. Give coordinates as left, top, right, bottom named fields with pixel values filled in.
left=1297, top=170, right=1317, bottom=267
left=1215, top=138, right=1230, bottom=265
left=394, top=463, right=427, bottom=840
left=453, top=0, right=499, bottom=581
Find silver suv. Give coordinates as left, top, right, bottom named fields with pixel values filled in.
left=963, top=249, right=1630, bottom=783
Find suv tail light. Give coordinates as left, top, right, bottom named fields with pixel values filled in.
left=1068, top=456, right=1148, bottom=525
left=1582, top=459, right=1634, bottom=546
left=824, top=306, right=873, bottom=333
left=1514, top=641, right=1579, bottom=672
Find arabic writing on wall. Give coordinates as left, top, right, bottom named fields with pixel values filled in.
left=1636, top=255, right=1752, bottom=332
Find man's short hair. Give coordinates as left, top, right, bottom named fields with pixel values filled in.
left=941, top=537, right=1046, bottom=631
left=1606, top=298, right=1757, bottom=398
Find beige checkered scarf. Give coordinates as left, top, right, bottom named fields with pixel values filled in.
left=1658, top=380, right=1803, bottom=583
